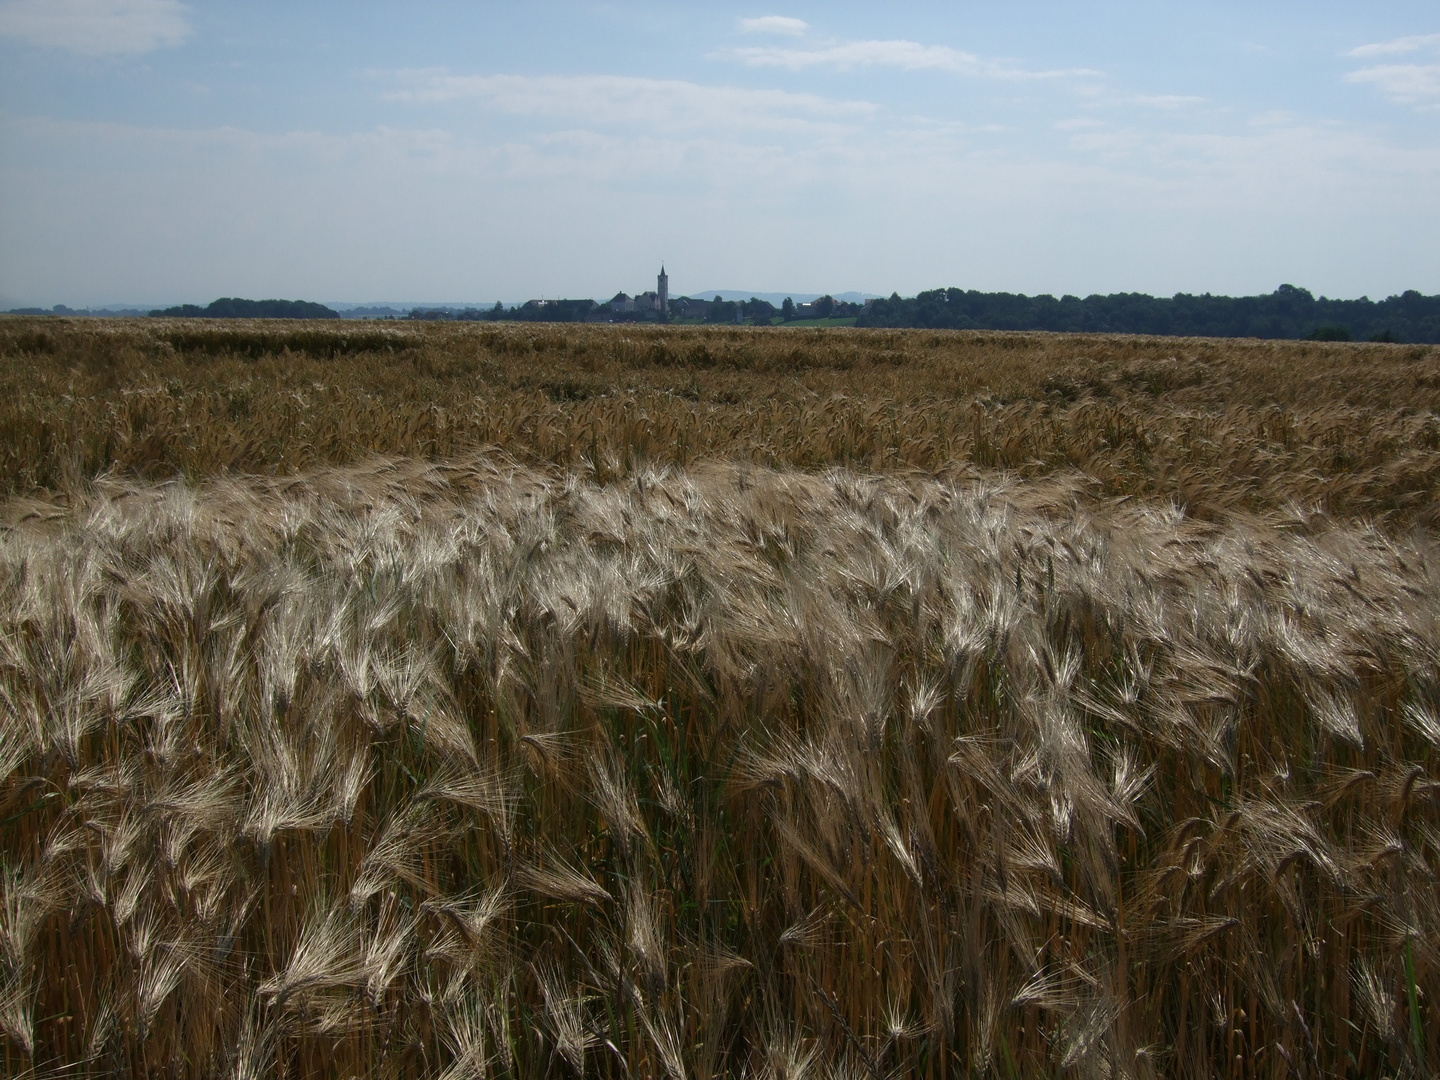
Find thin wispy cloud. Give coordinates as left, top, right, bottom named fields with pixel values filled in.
left=380, top=71, right=876, bottom=134
left=722, top=38, right=1099, bottom=81
left=1346, top=63, right=1440, bottom=104
left=1345, top=33, right=1440, bottom=107
left=1347, top=33, right=1440, bottom=58
left=0, top=0, right=191, bottom=56
left=738, top=15, right=807, bottom=37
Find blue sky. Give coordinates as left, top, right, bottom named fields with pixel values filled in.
left=1, top=1, right=1437, bottom=307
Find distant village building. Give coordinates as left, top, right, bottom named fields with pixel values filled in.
left=608, top=267, right=673, bottom=319
left=670, top=297, right=707, bottom=320
left=492, top=266, right=705, bottom=324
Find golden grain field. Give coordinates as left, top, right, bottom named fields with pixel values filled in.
left=4, top=318, right=1440, bottom=522
left=0, top=318, right=1437, bottom=1079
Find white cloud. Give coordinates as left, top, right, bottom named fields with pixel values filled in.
left=739, top=15, right=807, bottom=37
left=380, top=71, right=876, bottom=134
left=1347, top=33, right=1440, bottom=58
left=1344, top=35, right=1440, bottom=106
left=0, top=0, right=190, bottom=56
left=1346, top=63, right=1440, bottom=104
left=723, top=38, right=1099, bottom=80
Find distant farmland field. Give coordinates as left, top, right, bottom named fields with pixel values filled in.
left=0, top=317, right=1437, bottom=1078
left=4, top=318, right=1440, bottom=522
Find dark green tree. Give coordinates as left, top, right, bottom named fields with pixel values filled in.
left=854, top=285, right=1440, bottom=342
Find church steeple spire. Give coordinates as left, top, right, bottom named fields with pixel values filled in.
left=657, top=264, right=669, bottom=320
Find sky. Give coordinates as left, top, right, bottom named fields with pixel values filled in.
left=0, top=1, right=1437, bottom=307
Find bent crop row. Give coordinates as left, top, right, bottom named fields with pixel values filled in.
left=0, top=457, right=1435, bottom=1077
left=3, top=319, right=1440, bottom=527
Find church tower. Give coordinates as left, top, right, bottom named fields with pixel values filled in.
left=657, top=265, right=669, bottom=319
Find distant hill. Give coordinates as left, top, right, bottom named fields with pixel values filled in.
left=5, top=305, right=150, bottom=317
left=331, top=305, right=409, bottom=320
left=856, top=285, right=1440, bottom=343
left=149, top=298, right=339, bottom=319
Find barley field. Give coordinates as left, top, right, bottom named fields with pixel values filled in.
left=0, top=318, right=1437, bottom=1079
left=4, top=319, right=1440, bottom=522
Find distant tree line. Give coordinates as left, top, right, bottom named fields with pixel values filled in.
left=409, top=301, right=597, bottom=323
left=149, top=298, right=339, bottom=319
left=855, top=285, right=1440, bottom=343
left=100, top=287, right=1440, bottom=341
left=710, top=295, right=864, bottom=323
left=406, top=295, right=868, bottom=325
